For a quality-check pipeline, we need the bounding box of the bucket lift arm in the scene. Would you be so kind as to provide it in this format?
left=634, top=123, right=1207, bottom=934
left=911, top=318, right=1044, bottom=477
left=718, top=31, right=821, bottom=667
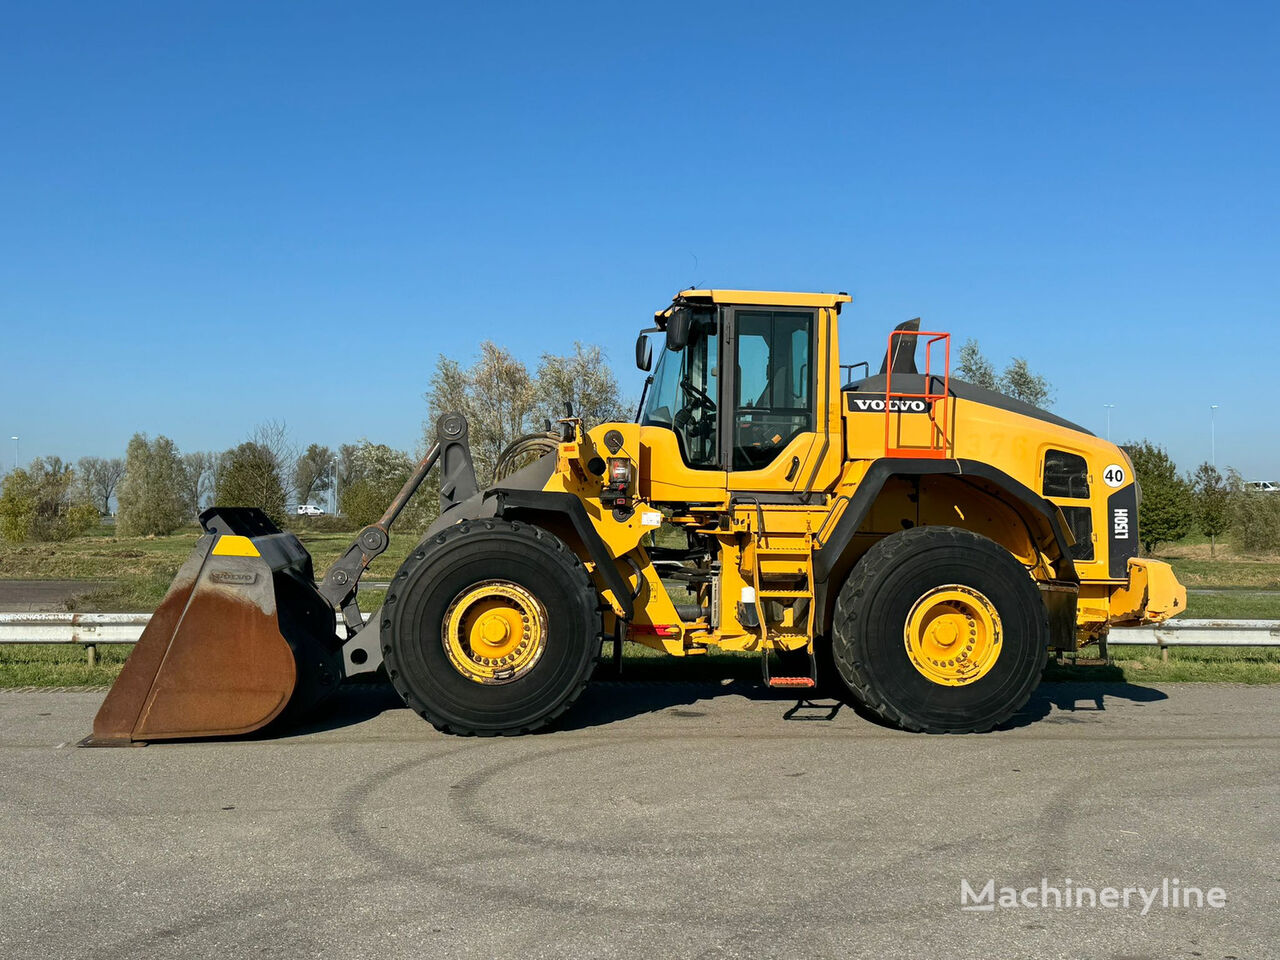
left=317, top=413, right=477, bottom=635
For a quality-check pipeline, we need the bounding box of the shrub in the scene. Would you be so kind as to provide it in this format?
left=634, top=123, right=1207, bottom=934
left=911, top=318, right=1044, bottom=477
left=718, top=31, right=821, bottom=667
left=338, top=441, right=434, bottom=532
left=0, top=458, right=99, bottom=542
left=1229, top=490, right=1280, bottom=555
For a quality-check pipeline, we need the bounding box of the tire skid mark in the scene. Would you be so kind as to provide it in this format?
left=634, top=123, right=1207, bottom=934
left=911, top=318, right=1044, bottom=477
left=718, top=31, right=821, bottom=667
left=325, top=735, right=868, bottom=929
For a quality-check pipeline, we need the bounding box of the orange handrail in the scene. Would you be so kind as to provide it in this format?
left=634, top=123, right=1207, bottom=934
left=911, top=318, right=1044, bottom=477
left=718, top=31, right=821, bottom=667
left=884, top=331, right=952, bottom=459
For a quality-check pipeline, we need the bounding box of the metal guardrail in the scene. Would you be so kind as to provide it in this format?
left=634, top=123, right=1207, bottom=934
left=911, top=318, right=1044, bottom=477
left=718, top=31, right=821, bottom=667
left=0, top=614, right=1277, bottom=666
left=1107, top=619, right=1280, bottom=661
left=0, top=613, right=150, bottom=643
left=0, top=612, right=362, bottom=666
left=1108, top=619, right=1280, bottom=646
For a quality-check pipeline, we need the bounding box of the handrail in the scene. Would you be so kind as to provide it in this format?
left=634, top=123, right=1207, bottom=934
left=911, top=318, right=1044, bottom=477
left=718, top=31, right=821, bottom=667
left=884, top=330, right=952, bottom=459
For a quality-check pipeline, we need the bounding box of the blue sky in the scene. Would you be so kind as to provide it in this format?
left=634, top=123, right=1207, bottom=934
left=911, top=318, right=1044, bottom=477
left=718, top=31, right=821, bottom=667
left=2, top=1, right=1276, bottom=478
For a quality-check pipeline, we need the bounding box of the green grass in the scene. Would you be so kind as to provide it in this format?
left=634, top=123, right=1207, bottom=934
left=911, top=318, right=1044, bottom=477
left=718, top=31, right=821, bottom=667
left=1166, top=557, right=1280, bottom=591
left=1181, top=590, right=1280, bottom=620
left=0, top=644, right=131, bottom=687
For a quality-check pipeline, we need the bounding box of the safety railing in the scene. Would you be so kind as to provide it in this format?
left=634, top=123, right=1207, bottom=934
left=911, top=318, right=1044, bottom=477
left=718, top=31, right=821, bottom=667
left=0, top=611, right=364, bottom=665
left=884, top=329, right=952, bottom=459
left=1104, top=618, right=1280, bottom=661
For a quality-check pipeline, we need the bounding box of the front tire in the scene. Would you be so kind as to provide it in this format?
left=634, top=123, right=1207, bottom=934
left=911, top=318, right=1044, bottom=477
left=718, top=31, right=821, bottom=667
left=383, top=519, right=600, bottom=735
left=831, top=526, right=1048, bottom=733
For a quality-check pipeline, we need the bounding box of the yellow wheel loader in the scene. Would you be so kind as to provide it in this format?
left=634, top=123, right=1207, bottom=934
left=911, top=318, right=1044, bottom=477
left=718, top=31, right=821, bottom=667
left=86, top=289, right=1185, bottom=744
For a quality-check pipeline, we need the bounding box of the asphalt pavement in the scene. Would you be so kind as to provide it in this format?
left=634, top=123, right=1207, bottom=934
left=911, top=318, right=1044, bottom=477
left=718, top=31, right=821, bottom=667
left=0, top=580, right=114, bottom=612
left=0, top=680, right=1275, bottom=960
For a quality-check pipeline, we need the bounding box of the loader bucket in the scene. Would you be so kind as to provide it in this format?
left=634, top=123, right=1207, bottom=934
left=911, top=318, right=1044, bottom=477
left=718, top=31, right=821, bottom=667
left=85, top=507, right=344, bottom=745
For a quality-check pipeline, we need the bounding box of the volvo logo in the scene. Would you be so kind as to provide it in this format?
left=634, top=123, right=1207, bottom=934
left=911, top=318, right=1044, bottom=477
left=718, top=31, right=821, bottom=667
left=849, top=397, right=930, bottom=413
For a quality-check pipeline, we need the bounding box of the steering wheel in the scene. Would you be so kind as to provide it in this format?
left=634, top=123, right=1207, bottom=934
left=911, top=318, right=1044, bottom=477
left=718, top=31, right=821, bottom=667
left=679, top=378, right=714, bottom=410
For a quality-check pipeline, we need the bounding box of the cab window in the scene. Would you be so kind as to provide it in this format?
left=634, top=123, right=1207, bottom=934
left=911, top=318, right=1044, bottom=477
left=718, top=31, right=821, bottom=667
left=640, top=311, right=719, bottom=468
left=733, top=311, right=813, bottom=471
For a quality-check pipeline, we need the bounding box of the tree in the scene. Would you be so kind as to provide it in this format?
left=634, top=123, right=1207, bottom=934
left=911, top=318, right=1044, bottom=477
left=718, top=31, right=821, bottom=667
left=956, top=339, right=998, bottom=390
left=212, top=422, right=296, bottom=526
left=181, top=451, right=216, bottom=518
left=250, top=420, right=297, bottom=489
left=1190, top=462, right=1230, bottom=556
left=0, top=457, right=98, bottom=542
left=295, top=443, right=334, bottom=507
left=336, top=442, right=362, bottom=499
left=423, top=340, right=629, bottom=487
left=216, top=442, right=288, bottom=526
left=338, top=441, right=428, bottom=528
left=1124, top=441, right=1193, bottom=554
left=423, top=341, right=537, bottom=485
left=999, top=357, right=1052, bottom=407
left=115, top=434, right=189, bottom=536
left=955, top=339, right=1052, bottom=407
left=75, top=456, right=125, bottom=516
left=535, top=342, right=629, bottom=429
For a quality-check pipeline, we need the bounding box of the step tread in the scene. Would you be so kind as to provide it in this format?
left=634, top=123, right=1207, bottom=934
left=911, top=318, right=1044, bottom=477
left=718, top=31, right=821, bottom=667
left=766, top=676, right=817, bottom=689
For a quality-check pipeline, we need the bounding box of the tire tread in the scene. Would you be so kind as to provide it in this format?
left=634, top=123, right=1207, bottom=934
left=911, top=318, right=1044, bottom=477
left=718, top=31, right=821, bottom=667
left=832, top=526, right=1044, bottom=734
left=383, top=518, right=598, bottom=737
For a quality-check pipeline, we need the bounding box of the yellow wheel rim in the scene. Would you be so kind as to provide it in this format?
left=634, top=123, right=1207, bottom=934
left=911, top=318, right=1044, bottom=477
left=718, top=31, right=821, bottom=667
left=442, top=580, right=547, bottom=685
left=903, top=584, right=1001, bottom=687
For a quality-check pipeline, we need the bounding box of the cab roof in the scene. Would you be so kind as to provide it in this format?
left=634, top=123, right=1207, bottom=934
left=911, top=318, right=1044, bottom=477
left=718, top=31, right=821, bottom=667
left=656, top=289, right=851, bottom=321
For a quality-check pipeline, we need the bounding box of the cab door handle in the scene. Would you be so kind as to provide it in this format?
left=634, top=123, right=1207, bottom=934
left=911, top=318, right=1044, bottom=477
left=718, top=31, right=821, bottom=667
left=785, top=456, right=800, bottom=482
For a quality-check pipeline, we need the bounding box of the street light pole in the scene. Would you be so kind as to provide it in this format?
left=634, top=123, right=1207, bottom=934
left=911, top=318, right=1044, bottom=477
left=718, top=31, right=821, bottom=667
left=1210, top=404, right=1219, bottom=467
left=9, top=436, right=17, bottom=470
left=1103, top=404, right=1115, bottom=442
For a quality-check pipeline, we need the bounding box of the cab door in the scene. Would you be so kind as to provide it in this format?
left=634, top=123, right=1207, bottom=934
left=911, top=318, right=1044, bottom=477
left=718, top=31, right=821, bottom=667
left=723, top=306, right=825, bottom=494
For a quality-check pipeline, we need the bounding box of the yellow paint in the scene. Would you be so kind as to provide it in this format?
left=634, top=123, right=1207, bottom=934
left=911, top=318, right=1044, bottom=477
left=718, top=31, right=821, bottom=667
left=903, top=585, right=1002, bottom=686
left=442, top=581, right=546, bottom=684
left=1109, top=558, right=1186, bottom=624
left=211, top=535, right=260, bottom=557
left=668, top=289, right=851, bottom=309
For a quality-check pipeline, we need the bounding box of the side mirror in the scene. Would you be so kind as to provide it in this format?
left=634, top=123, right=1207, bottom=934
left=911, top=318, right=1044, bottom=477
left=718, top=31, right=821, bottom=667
left=635, top=333, right=653, bottom=372
left=665, top=306, right=693, bottom=351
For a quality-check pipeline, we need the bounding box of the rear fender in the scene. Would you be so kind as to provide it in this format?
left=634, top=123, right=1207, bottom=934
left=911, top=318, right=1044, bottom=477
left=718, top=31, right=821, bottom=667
left=812, top=458, right=1078, bottom=634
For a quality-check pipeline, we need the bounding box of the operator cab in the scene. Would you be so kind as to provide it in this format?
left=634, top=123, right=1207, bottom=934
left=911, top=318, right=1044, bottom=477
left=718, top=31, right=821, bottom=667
left=638, top=290, right=849, bottom=473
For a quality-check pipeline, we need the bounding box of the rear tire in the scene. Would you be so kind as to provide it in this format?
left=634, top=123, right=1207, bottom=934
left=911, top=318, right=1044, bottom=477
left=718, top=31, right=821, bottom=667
left=831, top=526, right=1048, bottom=733
left=383, top=519, right=600, bottom=735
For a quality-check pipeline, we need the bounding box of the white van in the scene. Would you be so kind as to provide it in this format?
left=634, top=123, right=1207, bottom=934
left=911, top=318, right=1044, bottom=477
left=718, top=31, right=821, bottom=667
left=1245, top=480, right=1279, bottom=493
left=296, top=504, right=326, bottom=516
